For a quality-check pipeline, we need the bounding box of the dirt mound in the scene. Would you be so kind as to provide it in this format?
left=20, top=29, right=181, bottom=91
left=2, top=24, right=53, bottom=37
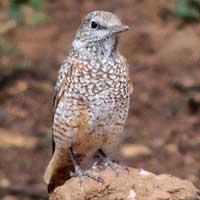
left=49, top=167, right=199, bottom=200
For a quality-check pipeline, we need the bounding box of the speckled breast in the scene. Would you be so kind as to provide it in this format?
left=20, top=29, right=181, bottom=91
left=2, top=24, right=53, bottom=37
left=69, top=54, right=130, bottom=145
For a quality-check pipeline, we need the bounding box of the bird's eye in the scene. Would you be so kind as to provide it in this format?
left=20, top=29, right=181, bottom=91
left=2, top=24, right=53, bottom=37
left=91, top=21, right=99, bottom=29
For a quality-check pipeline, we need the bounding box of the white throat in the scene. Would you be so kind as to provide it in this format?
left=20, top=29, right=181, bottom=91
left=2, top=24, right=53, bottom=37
left=101, top=36, right=117, bottom=57
left=72, top=35, right=117, bottom=59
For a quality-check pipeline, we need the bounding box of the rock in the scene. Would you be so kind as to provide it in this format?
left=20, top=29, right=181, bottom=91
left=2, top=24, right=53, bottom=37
left=120, top=144, right=152, bottom=158
left=188, top=93, right=200, bottom=114
left=0, top=177, right=10, bottom=187
left=49, top=167, right=199, bottom=200
left=0, top=20, right=17, bottom=35
left=2, top=195, right=17, bottom=200
left=0, top=128, right=37, bottom=148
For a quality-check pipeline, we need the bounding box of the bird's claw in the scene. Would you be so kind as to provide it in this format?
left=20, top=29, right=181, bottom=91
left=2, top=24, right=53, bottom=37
left=70, top=166, right=104, bottom=185
left=104, top=159, right=128, bottom=176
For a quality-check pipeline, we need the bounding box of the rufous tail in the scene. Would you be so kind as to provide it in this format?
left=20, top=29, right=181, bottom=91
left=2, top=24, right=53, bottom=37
left=44, top=148, right=73, bottom=193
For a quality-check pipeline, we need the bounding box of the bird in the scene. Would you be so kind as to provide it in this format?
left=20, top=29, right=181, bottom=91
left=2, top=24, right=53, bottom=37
left=44, top=10, right=133, bottom=193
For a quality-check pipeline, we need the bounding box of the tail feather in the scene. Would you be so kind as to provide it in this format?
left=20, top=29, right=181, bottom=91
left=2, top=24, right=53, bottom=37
left=44, top=149, right=74, bottom=193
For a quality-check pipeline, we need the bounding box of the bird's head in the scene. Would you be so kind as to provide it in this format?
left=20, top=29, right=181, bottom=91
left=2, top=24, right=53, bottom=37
left=72, top=11, right=129, bottom=51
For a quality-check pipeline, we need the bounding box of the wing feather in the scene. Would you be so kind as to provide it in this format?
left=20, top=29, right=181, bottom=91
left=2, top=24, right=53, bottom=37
left=120, top=55, right=134, bottom=94
left=52, top=59, right=73, bottom=153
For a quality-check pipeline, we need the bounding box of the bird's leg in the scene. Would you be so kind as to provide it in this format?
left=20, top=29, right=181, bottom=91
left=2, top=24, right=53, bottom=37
left=97, top=149, right=127, bottom=176
left=69, top=147, right=104, bottom=185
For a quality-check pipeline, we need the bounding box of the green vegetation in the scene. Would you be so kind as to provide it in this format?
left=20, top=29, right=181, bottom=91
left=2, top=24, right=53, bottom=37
left=8, top=0, right=50, bottom=26
left=0, top=40, right=31, bottom=79
left=9, top=0, right=43, bottom=20
left=0, top=40, right=21, bottom=55
left=173, top=0, right=200, bottom=20
left=25, top=11, right=50, bottom=26
left=12, top=60, right=31, bottom=71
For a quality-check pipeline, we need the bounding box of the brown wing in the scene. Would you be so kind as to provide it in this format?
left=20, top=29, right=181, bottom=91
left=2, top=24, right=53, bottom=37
left=52, top=60, right=73, bottom=153
left=52, top=89, right=65, bottom=153
left=120, top=55, right=134, bottom=94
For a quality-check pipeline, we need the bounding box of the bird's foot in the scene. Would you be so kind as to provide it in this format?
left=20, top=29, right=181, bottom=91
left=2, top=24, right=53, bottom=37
left=103, top=158, right=128, bottom=176
left=70, top=165, right=104, bottom=186
left=96, top=149, right=128, bottom=176
left=69, top=147, right=104, bottom=185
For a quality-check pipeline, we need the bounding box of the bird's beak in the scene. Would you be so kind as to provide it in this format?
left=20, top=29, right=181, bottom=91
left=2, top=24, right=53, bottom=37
left=110, top=25, right=129, bottom=33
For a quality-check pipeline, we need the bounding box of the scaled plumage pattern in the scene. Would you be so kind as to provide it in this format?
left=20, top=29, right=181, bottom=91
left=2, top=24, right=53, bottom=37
left=44, top=11, right=133, bottom=193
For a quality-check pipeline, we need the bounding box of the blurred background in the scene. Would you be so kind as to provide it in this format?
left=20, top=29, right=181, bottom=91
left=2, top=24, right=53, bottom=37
left=0, top=0, right=200, bottom=199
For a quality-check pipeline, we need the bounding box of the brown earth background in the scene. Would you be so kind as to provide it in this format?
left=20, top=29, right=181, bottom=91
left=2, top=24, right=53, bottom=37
left=0, top=0, right=199, bottom=199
